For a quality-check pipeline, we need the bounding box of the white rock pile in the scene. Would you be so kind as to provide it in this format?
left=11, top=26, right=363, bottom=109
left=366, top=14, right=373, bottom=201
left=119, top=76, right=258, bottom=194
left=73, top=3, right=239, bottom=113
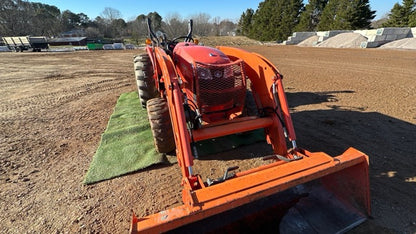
left=286, top=27, right=416, bottom=50
left=316, top=33, right=368, bottom=48
left=316, top=30, right=351, bottom=43
left=297, top=35, right=320, bottom=47
left=380, top=38, right=416, bottom=50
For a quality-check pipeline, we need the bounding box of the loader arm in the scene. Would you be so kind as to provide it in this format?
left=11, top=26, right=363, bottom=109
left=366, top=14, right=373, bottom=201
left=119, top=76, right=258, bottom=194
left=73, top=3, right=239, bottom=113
left=217, top=46, right=297, bottom=149
left=151, top=47, right=196, bottom=180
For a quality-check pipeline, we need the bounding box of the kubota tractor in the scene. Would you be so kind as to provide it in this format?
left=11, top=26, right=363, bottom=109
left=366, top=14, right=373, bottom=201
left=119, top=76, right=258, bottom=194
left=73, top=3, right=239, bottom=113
left=131, top=19, right=370, bottom=233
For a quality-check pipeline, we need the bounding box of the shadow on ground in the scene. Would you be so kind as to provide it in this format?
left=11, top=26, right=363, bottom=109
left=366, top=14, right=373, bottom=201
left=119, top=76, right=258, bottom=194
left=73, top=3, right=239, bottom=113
left=286, top=90, right=355, bottom=108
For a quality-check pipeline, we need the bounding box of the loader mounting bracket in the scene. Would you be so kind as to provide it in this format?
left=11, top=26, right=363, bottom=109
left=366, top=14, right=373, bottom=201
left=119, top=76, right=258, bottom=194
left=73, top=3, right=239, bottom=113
left=206, top=166, right=239, bottom=186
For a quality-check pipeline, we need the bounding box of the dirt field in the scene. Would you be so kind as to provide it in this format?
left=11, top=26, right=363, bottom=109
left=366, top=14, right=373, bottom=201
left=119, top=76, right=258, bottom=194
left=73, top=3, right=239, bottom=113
left=0, top=46, right=415, bottom=233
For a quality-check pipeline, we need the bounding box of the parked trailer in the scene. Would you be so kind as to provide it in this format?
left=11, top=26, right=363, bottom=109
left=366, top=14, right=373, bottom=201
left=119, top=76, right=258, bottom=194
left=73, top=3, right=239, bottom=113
left=2, top=36, right=49, bottom=52
left=29, top=37, right=49, bottom=52
left=3, top=37, right=29, bottom=52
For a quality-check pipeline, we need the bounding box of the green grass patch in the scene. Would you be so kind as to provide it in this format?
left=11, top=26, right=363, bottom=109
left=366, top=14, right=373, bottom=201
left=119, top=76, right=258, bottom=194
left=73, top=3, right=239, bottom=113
left=84, top=92, right=165, bottom=184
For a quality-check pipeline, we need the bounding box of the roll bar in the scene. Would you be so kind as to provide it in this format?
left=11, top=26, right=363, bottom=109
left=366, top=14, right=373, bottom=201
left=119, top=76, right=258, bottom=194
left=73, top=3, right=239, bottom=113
left=146, top=18, right=194, bottom=46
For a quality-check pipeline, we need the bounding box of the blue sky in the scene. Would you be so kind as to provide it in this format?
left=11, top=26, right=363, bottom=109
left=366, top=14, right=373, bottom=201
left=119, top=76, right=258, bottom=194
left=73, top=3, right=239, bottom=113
left=29, top=0, right=398, bottom=21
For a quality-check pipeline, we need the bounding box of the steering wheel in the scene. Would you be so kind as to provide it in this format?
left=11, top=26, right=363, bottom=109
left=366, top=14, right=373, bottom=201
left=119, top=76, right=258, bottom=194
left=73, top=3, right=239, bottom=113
left=166, top=36, right=194, bottom=52
left=171, top=35, right=194, bottom=43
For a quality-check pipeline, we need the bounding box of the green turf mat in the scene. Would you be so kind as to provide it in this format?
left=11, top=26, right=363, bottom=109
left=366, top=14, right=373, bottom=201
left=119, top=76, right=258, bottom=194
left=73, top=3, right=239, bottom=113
left=83, top=92, right=165, bottom=184
left=84, top=91, right=265, bottom=184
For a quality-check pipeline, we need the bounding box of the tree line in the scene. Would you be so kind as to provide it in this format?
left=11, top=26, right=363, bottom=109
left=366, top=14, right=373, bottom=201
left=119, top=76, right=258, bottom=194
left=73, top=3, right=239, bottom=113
left=2, top=0, right=416, bottom=43
left=0, top=0, right=237, bottom=42
left=238, top=0, right=416, bottom=42
left=382, top=0, right=416, bottom=27
left=238, top=0, right=376, bottom=41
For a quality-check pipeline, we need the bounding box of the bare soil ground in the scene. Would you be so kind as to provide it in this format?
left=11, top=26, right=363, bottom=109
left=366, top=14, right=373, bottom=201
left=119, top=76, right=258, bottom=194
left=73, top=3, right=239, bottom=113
left=1, top=45, right=415, bottom=233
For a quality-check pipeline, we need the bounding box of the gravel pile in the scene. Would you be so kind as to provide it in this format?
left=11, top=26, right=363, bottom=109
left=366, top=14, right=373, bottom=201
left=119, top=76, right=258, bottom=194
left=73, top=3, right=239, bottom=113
left=380, top=38, right=416, bottom=50
left=297, top=35, right=320, bottom=47
left=317, top=33, right=367, bottom=48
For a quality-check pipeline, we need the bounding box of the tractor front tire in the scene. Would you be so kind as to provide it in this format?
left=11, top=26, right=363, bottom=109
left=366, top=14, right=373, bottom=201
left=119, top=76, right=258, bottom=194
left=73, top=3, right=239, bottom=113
left=147, top=98, right=175, bottom=154
left=134, top=53, right=158, bottom=108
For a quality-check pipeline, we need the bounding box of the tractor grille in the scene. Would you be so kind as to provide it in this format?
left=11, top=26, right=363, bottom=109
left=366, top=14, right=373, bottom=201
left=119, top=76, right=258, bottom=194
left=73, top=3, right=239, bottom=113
left=195, top=60, right=246, bottom=114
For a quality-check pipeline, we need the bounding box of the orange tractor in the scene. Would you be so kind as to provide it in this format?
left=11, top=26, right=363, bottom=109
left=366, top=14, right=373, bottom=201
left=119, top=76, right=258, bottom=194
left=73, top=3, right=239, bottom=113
left=131, top=19, right=370, bottom=233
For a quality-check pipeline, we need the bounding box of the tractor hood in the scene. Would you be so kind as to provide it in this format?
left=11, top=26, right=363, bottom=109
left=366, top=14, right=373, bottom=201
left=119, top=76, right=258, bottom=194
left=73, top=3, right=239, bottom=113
left=173, top=42, right=230, bottom=65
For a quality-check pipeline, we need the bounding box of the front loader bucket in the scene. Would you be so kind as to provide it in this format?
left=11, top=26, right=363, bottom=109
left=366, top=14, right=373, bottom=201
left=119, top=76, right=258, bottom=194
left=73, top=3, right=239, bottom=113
left=131, top=147, right=370, bottom=233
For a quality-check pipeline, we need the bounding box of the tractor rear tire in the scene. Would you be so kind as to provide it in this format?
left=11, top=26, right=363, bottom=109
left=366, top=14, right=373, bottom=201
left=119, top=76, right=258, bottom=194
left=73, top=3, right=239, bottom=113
left=134, top=53, right=158, bottom=108
left=147, top=98, right=176, bottom=154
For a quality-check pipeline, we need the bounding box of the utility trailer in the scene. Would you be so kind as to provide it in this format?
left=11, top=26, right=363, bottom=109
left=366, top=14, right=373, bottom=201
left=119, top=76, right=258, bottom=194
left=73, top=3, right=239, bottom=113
left=2, top=36, right=49, bottom=52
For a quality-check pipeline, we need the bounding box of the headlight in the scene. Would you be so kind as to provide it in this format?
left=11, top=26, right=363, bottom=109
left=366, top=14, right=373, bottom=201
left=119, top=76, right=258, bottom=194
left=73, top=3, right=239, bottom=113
left=198, top=67, right=212, bottom=80
left=213, top=70, right=223, bottom=78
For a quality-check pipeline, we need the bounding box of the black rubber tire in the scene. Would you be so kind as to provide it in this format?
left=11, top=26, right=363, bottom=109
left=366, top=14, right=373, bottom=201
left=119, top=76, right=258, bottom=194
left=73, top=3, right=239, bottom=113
left=147, top=98, right=176, bottom=154
left=243, top=90, right=259, bottom=116
left=133, top=53, right=158, bottom=108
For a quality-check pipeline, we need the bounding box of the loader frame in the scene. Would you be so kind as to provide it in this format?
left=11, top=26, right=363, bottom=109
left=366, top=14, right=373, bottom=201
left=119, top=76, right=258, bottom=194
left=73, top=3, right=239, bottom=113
left=131, top=20, right=370, bottom=233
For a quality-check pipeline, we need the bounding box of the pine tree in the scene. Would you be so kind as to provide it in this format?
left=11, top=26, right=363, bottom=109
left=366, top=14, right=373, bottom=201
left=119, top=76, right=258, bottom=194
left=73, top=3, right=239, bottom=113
left=402, top=0, right=416, bottom=24
left=318, top=0, right=339, bottom=30
left=318, top=0, right=375, bottom=30
left=238, top=8, right=254, bottom=36
left=250, top=0, right=278, bottom=41
left=409, top=10, right=416, bottom=26
left=295, top=0, right=328, bottom=31
left=347, top=0, right=376, bottom=29
left=331, top=0, right=352, bottom=29
left=249, top=0, right=303, bottom=41
left=279, top=0, right=304, bottom=39
left=383, top=3, right=405, bottom=27
left=383, top=0, right=416, bottom=27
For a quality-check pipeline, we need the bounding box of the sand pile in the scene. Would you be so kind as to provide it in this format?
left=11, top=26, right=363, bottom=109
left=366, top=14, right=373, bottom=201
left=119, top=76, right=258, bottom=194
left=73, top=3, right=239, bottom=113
left=317, top=33, right=367, bottom=48
left=297, top=35, right=320, bottom=47
left=380, top=38, right=416, bottom=50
